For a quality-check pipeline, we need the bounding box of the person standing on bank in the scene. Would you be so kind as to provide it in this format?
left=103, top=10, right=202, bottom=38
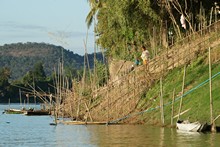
left=140, top=46, right=150, bottom=65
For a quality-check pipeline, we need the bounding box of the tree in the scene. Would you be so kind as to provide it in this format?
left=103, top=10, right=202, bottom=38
left=33, top=62, right=46, bottom=81
left=86, top=0, right=218, bottom=60
left=88, top=0, right=160, bottom=59
left=0, top=67, right=11, bottom=98
left=86, top=0, right=106, bottom=28
left=22, top=62, right=46, bottom=86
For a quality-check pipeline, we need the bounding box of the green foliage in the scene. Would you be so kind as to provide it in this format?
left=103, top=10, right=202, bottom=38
left=87, top=0, right=161, bottom=59
left=33, top=62, right=46, bottom=81
left=94, top=59, right=109, bottom=86
left=0, top=67, right=11, bottom=99
left=87, top=0, right=218, bottom=60
left=22, top=62, right=46, bottom=86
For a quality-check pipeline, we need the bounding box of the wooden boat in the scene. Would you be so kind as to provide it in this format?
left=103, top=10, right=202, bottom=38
left=176, top=120, right=208, bottom=132
left=4, top=108, right=25, bottom=114
left=61, top=120, right=107, bottom=125
left=24, top=109, right=50, bottom=116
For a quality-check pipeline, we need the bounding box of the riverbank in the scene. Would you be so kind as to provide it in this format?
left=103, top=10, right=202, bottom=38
left=132, top=52, right=220, bottom=127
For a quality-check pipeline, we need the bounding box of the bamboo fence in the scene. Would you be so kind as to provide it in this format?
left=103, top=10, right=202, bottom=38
left=88, top=20, right=220, bottom=122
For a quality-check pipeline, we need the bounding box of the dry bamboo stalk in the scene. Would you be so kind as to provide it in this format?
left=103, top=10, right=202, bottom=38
left=171, top=88, right=175, bottom=126
left=84, top=102, right=93, bottom=122
left=178, top=65, right=186, bottom=121
left=107, top=85, right=109, bottom=122
left=173, top=108, right=191, bottom=119
left=213, top=115, right=220, bottom=123
left=160, top=77, right=164, bottom=125
left=209, top=47, right=216, bottom=132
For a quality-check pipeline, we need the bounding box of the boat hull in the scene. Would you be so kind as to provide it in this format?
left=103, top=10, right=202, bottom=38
left=24, top=110, right=50, bottom=116
left=4, top=109, right=25, bottom=114
left=176, top=120, right=207, bottom=132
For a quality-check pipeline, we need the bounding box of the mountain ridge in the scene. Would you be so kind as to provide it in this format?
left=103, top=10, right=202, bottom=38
left=0, top=42, right=102, bottom=80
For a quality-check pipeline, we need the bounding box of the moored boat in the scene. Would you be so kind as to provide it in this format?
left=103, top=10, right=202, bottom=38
left=61, top=120, right=107, bottom=125
left=176, top=120, right=208, bottom=132
left=4, top=108, right=25, bottom=114
left=24, top=109, right=50, bottom=116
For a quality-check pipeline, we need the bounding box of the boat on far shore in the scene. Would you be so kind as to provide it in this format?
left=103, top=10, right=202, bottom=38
left=176, top=120, right=208, bottom=132
left=4, top=108, right=25, bottom=114
left=4, top=107, right=51, bottom=116
left=24, top=109, right=51, bottom=116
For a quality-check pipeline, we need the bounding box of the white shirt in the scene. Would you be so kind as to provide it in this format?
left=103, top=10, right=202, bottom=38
left=141, top=50, right=149, bottom=60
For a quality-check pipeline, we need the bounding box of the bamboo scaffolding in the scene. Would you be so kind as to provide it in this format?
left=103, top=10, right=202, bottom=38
left=61, top=20, right=220, bottom=123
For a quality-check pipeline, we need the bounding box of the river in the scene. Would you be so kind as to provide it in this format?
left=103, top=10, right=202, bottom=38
left=0, top=104, right=219, bottom=147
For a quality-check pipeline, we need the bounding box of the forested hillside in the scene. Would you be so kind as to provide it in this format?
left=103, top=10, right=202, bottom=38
left=0, top=42, right=102, bottom=80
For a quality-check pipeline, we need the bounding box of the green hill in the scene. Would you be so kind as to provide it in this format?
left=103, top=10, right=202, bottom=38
left=0, top=42, right=103, bottom=80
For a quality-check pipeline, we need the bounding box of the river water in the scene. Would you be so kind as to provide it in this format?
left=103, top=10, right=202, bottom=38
left=0, top=104, right=219, bottom=147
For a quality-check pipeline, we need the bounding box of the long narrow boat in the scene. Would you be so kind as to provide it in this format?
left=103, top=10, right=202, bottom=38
left=176, top=120, right=208, bottom=132
left=61, top=120, right=107, bottom=125
left=4, top=108, right=25, bottom=114
left=24, top=109, right=50, bottom=116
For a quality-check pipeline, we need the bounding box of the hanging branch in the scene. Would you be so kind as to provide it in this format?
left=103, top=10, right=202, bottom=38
left=170, top=0, right=194, bottom=33
left=164, top=1, right=182, bottom=38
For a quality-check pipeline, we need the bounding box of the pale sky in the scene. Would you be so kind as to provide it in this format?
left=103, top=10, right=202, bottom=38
left=0, top=0, right=95, bottom=55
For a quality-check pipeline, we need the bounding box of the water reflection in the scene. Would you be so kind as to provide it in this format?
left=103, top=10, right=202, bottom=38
left=0, top=105, right=220, bottom=146
left=85, top=125, right=220, bottom=147
left=54, top=125, right=95, bottom=147
left=176, top=130, right=220, bottom=147
left=85, top=125, right=173, bottom=147
left=160, top=127, right=164, bottom=147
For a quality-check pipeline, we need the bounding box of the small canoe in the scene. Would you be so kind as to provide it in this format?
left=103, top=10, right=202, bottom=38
left=176, top=120, right=208, bottom=132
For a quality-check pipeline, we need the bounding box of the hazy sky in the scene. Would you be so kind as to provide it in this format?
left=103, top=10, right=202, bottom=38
left=0, top=0, right=94, bottom=55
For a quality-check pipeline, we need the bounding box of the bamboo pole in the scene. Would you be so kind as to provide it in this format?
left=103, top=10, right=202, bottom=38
left=173, top=108, right=191, bottom=119
left=209, top=47, right=216, bottom=132
left=107, top=81, right=109, bottom=122
left=213, top=115, right=220, bottom=123
left=209, top=7, right=213, bottom=28
left=19, top=89, right=22, bottom=106
left=171, top=88, right=175, bottom=126
left=8, top=98, right=10, bottom=108
left=177, top=65, right=186, bottom=121
left=84, top=102, right=93, bottom=122
left=83, top=39, right=92, bottom=83
left=92, top=19, right=97, bottom=101
left=160, top=77, right=164, bottom=125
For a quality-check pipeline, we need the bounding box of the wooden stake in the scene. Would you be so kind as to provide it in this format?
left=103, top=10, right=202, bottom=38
left=209, top=47, right=216, bottom=132
left=171, top=88, right=175, bottom=126
left=160, top=77, right=164, bottom=125
left=178, top=65, right=186, bottom=121
left=107, top=85, right=109, bottom=122
left=19, top=89, right=22, bottom=106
